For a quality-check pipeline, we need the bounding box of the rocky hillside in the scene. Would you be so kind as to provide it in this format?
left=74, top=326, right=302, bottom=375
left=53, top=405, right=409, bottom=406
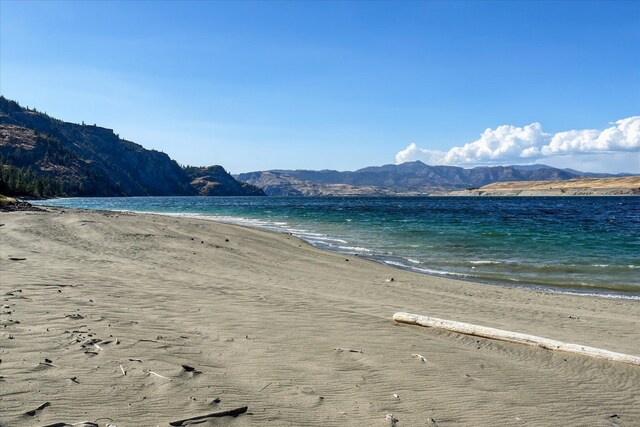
left=0, top=97, right=263, bottom=197
left=236, top=162, right=608, bottom=196
left=184, top=166, right=264, bottom=196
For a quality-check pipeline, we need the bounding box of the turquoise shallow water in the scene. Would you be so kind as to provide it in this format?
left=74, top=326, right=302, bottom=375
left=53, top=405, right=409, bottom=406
left=34, top=196, right=640, bottom=299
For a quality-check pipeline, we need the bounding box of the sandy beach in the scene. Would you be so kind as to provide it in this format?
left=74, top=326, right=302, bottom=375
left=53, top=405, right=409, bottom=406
left=1, top=207, right=639, bottom=426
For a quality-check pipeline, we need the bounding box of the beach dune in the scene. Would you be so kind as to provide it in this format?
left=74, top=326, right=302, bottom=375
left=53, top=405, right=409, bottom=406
left=1, top=208, right=639, bottom=426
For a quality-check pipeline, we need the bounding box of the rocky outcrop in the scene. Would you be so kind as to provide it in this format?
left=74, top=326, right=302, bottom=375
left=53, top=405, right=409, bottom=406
left=185, top=166, right=264, bottom=196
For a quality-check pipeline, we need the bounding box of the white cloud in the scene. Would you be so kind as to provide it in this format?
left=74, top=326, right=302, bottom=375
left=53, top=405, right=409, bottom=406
left=542, top=116, right=640, bottom=155
left=394, top=143, right=447, bottom=165
left=396, top=116, right=640, bottom=171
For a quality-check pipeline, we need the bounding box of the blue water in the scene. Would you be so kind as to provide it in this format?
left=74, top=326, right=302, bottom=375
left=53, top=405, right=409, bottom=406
left=34, top=196, right=640, bottom=299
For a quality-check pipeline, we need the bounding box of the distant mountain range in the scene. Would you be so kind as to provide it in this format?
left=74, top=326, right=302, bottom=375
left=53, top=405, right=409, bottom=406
left=1, top=96, right=634, bottom=199
left=0, top=97, right=263, bottom=198
left=237, top=163, right=633, bottom=196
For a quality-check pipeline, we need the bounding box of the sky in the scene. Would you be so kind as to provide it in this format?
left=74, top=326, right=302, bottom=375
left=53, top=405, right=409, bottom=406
left=1, top=1, right=639, bottom=174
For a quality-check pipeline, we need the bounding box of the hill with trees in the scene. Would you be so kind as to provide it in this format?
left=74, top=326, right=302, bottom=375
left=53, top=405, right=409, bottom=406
left=0, top=97, right=263, bottom=198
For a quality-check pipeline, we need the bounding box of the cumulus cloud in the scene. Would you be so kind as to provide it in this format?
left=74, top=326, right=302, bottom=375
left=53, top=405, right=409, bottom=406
left=395, top=116, right=640, bottom=167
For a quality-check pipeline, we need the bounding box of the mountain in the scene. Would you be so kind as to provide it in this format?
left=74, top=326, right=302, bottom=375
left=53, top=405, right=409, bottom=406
left=235, top=161, right=611, bottom=196
left=0, top=97, right=263, bottom=198
left=511, top=164, right=633, bottom=177
left=559, top=168, right=634, bottom=178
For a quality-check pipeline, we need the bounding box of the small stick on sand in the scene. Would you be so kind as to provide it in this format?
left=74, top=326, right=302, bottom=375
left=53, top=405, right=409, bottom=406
left=149, top=371, right=171, bottom=380
left=394, top=312, right=640, bottom=366
left=412, top=353, right=428, bottom=363
left=41, top=422, right=98, bottom=427
left=24, top=401, right=50, bottom=416
left=93, top=343, right=103, bottom=351
left=259, top=382, right=272, bottom=392
left=335, top=347, right=363, bottom=353
left=169, top=406, right=248, bottom=426
left=120, top=364, right=126, bottom=376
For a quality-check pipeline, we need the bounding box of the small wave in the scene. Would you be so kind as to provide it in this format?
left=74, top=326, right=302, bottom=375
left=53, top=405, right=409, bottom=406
left=591, top=264, right=609, bottom=268
left=306, top=239, right=335, bottom=247
left=286, top=228, right=322, bottom=235
left=293, top=234, right=348, bottom=244
left=382, top=260, right=470, bottom=278
left=546, top=289, right=640, bottom=301
left=338, top=245, right=373, bottom=253
left=469, top=260, right=501, bottom=265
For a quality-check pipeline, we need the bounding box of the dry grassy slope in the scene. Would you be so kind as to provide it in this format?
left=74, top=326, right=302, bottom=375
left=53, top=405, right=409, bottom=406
left=481, top=176, right=640, bottom=191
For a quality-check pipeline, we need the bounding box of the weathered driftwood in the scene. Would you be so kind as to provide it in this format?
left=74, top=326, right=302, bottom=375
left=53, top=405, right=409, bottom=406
left=40, top=422, right=98, bottom=427
left=41, top=423, right=98, bottom=427
left=393, top=312, right=640, bottom=366
left=169, top=406, right=248, bottom=426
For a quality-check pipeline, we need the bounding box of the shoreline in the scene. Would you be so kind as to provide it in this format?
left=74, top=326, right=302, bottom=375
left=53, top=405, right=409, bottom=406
left=40, top=205, right=639, bottom=301
left=155, top=210, right=640, bottom=301
left=2, top=207, right=639, bottom=425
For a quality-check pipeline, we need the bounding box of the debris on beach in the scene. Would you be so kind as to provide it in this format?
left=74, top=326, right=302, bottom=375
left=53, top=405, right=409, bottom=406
left=40, top=421, right=99, bottom=427
left=168, top=406, right=248, bottom=426
left=148, top=370, right=171, bottom=380
left=258, top=382, right=272, bottom=392
left=24, top=401, right=50, bottom=416
left=334, top=347, right=363, bottom=353
left=385, top=413, right=399, bottom=426
left=65, top=313, right=85, bottom=320
left=412, top=353, right=428, bottom=363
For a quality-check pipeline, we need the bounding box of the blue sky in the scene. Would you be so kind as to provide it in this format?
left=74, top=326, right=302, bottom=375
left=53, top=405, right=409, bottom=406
left=1, top=1, right=638, bottom=173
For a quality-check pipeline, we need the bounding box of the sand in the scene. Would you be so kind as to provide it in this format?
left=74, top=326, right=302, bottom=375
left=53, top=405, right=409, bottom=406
left=1, top=208, right=639, bottom=426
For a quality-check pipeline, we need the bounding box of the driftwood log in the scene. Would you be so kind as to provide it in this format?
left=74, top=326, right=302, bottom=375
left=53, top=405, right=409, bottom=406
left=169, top=406, right=248, bottom=426
left=393, top=312, right=640, bottom=366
